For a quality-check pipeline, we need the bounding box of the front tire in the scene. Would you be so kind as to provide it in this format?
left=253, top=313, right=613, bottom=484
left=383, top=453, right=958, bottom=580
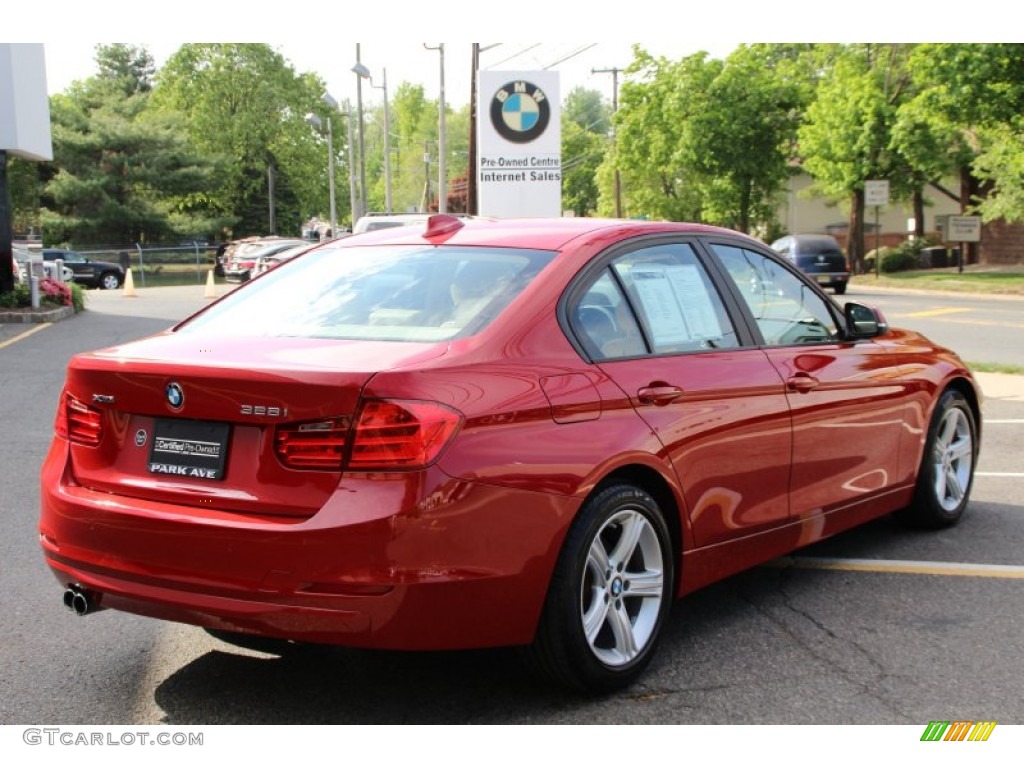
left=529, top=484, right=674, bottom=693
left=897, top=388, right=977, bottom=529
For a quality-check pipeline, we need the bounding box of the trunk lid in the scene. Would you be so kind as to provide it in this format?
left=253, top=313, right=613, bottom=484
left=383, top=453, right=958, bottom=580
left=62, top=332, right=447, bottom=517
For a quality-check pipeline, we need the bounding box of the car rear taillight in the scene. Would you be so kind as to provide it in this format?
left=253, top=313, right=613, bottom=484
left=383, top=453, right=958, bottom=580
left=273, top=400, right=462, bottom=472
left=274, top=418, right=349, bottom=469
left=54, top=391, right=103, bottom=447
left=348, top=400, right=462, bottom=469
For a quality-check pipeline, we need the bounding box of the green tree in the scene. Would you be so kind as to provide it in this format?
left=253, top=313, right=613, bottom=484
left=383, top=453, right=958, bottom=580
left=600, top=48, right=712, bottom=221
left=798, top=45, right=916, bottom=271
left=41, top=45, right=218, bottom=246
left=902, top=43, right=1024, bottom=228
left=686, top=44, right=806, bottom=234
left=561, top=87, right=610, bottom=216
left=153, top=44, right=330, bottom=237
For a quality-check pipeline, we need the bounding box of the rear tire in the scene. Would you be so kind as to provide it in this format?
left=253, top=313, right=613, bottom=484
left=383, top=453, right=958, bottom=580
left=528, top=484, right=674, bottom=693
left=99, top=271, right=122, bottom=290
left=833, top=282, right=848, bottom=295
left=897, top=389, right=977, bottom=529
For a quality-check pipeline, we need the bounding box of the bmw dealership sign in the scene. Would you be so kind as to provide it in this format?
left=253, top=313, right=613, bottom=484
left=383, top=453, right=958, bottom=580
left=478, top=71, right=561, bottom=217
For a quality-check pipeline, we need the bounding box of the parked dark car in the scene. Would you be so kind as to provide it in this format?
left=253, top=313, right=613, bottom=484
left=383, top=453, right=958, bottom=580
left=770, top=234, right=851, bottom=294
left=42, top=249, right=124, bottom=290
left=41, top=215, right=979, bottom=693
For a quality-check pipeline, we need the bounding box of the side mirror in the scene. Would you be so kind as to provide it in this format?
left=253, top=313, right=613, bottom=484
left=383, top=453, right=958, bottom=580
left=844, top=302, right=888, bottom=339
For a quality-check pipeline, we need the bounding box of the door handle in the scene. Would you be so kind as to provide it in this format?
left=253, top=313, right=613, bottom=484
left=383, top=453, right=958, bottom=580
left=637, top=385, right=685, bottom=406
left=786, top=373, right=820, bottom=393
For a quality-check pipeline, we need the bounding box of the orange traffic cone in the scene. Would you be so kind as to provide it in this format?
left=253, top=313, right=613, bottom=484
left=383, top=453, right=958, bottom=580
left=204, top=269, right=217, bottom=299
left=122, top=268, right=138, bottom=297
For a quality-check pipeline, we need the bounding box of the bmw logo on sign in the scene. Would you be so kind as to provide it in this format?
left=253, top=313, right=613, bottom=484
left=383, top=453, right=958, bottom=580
left=166, top=382, right=185, bottom=410
left=490, top=81, right=551, bottom=144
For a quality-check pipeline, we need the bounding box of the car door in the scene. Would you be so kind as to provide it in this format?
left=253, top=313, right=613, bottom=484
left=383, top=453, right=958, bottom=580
left=569, top=239, right=793, bottom=550
left=706, top=242, right=910, bottom=525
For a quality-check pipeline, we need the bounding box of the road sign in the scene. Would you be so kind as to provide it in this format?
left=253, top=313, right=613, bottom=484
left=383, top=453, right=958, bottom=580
left=865, top=180, right=890, bottom=207
left=948, top=215, right=981, bottom=243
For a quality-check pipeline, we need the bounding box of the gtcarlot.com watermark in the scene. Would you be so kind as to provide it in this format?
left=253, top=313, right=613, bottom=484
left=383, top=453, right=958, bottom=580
left=23, top=728, right=203, bottom=747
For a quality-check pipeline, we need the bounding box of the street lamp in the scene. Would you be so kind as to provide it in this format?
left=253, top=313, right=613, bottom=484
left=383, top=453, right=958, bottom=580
left=424, top=43, right=446, bottom=213
left=351, top=45, right=368, bottom=220
left=353, top=62, right=392, bottom=213
left=304, top=102, right=337, bottom=238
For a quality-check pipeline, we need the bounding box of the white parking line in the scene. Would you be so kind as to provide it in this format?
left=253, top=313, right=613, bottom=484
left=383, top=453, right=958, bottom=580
left=984, top=419, right=1024, bottom=424
left=976, top=472, right=1024, bottom=478
left=769, top=556, right=1024, bottom=579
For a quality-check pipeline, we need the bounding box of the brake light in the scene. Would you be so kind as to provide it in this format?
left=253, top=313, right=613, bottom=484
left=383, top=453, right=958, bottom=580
left=274, top=417, right=349, bottom=469
left=54, top=391, right=103, bottom=447
left=349, top=400, right=462, bottom=469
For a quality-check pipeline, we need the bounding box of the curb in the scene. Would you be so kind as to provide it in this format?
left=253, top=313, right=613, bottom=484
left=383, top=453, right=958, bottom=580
left=0, top=305, right=76, bottom=323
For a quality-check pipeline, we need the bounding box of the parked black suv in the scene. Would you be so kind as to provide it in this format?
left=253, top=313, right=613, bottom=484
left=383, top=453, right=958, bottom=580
left=769, top=235, right=851, bottom=295
left=42, top=249, right=124, bottom=290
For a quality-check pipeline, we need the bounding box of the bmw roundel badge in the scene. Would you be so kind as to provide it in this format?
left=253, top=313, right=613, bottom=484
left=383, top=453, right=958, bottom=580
left=490, top=80, right=550, bottom=144
left=166, top=382, right=185, bottom=409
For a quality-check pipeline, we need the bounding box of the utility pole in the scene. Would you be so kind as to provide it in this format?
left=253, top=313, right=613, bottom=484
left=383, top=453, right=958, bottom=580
left=592, top=66, right=623, bottom=218
left=424, top=44, right=446, bottom=213
left=354, top=44, right=368, bottom=220
left=468, top=44, right=480, bottom=215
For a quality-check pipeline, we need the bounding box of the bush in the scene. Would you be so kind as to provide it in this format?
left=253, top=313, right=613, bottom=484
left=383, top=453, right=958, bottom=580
left=881, top=249, right=921, bottom=273
left=0, top=280, right=85, bottom=311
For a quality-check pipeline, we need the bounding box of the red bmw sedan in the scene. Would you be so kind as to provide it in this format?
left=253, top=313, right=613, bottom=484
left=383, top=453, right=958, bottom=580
left=40, top=215, right=980, bottom=692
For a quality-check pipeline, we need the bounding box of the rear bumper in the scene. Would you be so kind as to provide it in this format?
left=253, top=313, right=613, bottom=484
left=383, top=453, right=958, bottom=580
left=39, top=442, right=575, bottom=650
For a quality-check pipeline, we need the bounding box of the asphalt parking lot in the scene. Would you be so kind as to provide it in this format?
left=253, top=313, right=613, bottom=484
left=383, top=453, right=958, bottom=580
left=1, top=283, right=1022, bottom=730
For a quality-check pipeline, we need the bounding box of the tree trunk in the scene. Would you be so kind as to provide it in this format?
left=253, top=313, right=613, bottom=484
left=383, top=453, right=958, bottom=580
left=848, top=188, right=866, bottom=274
left=913, top=187, right=925, bottom=239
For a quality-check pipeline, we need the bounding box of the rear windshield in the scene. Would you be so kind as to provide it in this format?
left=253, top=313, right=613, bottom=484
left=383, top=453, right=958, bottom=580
left=178, top=244, right=555, bottom=342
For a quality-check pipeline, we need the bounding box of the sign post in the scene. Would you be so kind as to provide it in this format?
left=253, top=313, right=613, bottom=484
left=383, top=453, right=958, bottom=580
left=864, top=180, right=889, bottom=277
left=947, top=215, right=981, bottom=273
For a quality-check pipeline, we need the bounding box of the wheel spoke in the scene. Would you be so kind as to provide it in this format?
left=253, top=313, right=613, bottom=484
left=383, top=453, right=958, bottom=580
left=949, top=436, right=973, bottom=463
left=587, top=536, right=610, bottom=579
left=583, top=596, right=610, bottom=645
left=608, top=512, right=645, bottom=566
left=606, top=601, right=639, bottom=660
left=945, top=467, right=965, bottom=503
left=624, top=569, right=663, bottom=599
left=938, top=411, right=959, bottom=450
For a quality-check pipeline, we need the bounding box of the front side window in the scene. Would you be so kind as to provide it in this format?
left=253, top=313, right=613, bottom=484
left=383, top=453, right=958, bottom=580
left=572, top=242, right=740, bottom=359
left=178, top=244, right=555, bottom=342
left=711, top=244, right=839, bottom=346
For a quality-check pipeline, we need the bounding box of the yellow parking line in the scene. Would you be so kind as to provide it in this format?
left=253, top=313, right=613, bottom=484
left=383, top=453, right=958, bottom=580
left=0, top=323, right=51, bottom=349
left=768, top=556, right=1024, bottom=579
left=905, top=308, right=972, bottom=318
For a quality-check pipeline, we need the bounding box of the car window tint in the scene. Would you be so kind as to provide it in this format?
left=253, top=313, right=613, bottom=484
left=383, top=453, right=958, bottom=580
left=609, top=243, right=740, bottom=355
left=711, top=244, right=840, bottom=346
left=178, top=244, right=555, bottom=343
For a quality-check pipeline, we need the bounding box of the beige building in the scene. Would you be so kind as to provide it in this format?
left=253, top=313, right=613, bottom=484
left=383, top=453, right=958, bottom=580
left=778, top=172, right=1023, bottom=265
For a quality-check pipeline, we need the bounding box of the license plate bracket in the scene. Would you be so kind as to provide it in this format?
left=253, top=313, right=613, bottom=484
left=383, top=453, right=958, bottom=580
left=148, top=418, right=230, bottom=480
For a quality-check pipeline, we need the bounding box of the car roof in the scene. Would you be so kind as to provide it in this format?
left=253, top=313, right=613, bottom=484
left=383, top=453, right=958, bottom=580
left=343, top=216, right=756, bottom=251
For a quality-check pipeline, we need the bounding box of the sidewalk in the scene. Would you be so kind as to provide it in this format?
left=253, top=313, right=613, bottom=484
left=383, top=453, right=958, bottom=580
left=974, top=372, right=1024, bottom=403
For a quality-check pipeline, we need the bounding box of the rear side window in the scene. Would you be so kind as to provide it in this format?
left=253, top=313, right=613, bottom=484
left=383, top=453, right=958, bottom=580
left=179, top=244, right=555, bottom=342
left=572, top=242, right=740, bottom=359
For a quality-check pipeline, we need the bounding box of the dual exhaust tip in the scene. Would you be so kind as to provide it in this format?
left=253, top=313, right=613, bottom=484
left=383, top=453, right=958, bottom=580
left=62, top=585, right=104, bottom=616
